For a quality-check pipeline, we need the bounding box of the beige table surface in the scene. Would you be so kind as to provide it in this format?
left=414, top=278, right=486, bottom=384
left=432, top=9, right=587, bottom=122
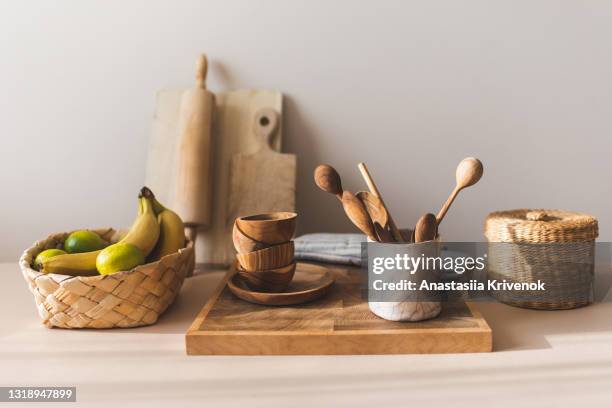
left=2, top=262, right=612, bottom=408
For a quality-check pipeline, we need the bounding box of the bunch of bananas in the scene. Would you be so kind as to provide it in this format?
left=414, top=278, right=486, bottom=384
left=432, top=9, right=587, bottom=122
left=37, top=187, right=185, bottom=276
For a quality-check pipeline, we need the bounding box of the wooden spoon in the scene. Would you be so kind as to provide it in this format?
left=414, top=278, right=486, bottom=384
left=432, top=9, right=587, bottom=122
left=356, top=191, right=388, bottom=229
left=414, top=213, right=438, bottom=243
left=314, top=164, right=343, bottom=201
left=357, top=163, right=404, bottom=242
left=373, top=222, right=394, bottom=243
left=314, top=164, right=377, bottom=240
left=436, top=157, right=483, bottom=226
left=342, top=191, right=377, bottom=240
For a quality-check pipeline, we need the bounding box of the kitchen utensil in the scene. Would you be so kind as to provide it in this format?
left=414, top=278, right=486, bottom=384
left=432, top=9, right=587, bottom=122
left=186, top=263, right=492, bottom=355
left=236, top=241, right=294, bottom=271
left=145, top=88, right=284, bottom=266
left=356, top=191, right=388, bottom=228
left=227, top=263, right=334, bottom=306
left=314, top=165, right=377, bottom=240
left=314, top=164, right=343, bottom=201
left=373, top=222, right=394, bottom=243
left=174, top=54, right=215, bottom=244
left=342, top=191, right=377, bottom=240
left=232, top=222, right=270, bottom=254
left=357, top=163, right=404, bottom=242
left=237, top=262, right=297, bottom=292
left=227, top=108, right=296, bottom=234
left=414, top=213, right=438, bottom=243
left=235, top=212, right=297, bottom=245
left=436, top=157, right=483, bottom=225
left=356, top=190, right=392, bottom=242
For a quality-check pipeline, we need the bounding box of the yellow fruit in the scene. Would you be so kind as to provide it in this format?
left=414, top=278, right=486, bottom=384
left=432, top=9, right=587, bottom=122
left=141, top=186, right=165, bottom=215
left=41, top=251, right=100, bottom=276
left=64, top=230, right=108, bottom=253
left=96, top=243, right=144, bottom=275
left=41, top=187, right=160, bottom=276
left=140, top=187, right=185, bottom=261
left=32, top=249, right=66, bottom=271
left=148, top=210, right=185, bottom=261
left=120, top=195, right=160, bottom=257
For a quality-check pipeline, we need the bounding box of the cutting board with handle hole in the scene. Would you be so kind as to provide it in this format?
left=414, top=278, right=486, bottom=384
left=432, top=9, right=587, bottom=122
left=145, top=89, right=286, bottom=265
left=227, top=108, right=296, bottom=231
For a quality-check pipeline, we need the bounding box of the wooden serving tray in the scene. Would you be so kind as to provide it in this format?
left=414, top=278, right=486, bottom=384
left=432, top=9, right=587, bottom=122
left=186, top=263, right=492, bottom=355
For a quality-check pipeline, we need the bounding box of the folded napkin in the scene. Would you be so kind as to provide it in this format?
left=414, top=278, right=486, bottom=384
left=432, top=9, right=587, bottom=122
left=294, top=233, right=364, bottom=266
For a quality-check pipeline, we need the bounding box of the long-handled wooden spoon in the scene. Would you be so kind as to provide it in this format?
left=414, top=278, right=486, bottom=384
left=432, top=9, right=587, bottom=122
left=314, top=165, right=377, bottom=240
left=314, top=164, right=343, bottom=201
left=373, top=222, right=394, bottom=243
left=436, top=157, right=483, bottom=226
left=357, top=163, right=404, bottom=242
left=342, top=191, right=377, bottom=240
left=356, top=191, right=393, bottom=242
left=356, top=191, right=388, bottom=228
left=414, top=213, right=438, bottom=243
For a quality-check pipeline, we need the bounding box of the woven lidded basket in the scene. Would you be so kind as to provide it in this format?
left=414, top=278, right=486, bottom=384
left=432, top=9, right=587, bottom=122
left=484, top=209, right=598, bottom=310
left=19, top=229, right=195, bottom=329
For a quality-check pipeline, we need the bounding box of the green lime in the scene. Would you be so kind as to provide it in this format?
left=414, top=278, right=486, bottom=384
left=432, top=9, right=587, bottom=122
left=96, top=243, right=144, bottom=275
left=64, top=230, right=108, bottom=253
left=32, top=249, right=67, bottom=271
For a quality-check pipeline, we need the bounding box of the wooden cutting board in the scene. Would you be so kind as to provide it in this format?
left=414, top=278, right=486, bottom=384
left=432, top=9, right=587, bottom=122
left=186, top=263, right=493, bottom=355
left=145, top=89, right=284, bottom=265
left=227, top=108, right=296, bottom=228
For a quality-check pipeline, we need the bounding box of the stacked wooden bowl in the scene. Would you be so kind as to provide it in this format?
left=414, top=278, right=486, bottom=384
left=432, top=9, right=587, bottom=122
left=233, top=212, right=297, bottom=292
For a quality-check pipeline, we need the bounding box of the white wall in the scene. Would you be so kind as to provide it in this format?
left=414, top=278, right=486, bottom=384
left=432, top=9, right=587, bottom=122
left=1, top=0, right=610, bottom=261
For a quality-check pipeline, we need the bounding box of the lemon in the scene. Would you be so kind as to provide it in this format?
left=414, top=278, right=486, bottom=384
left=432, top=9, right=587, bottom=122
left=64, top=230, right=108, bottom=253
left=32, top=249, right=67, bottom=271
left=96, top=243, right=144, bottom=275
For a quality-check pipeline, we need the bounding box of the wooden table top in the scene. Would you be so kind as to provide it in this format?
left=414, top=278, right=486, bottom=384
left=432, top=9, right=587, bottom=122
left=2, top=262, right=612, bottom=407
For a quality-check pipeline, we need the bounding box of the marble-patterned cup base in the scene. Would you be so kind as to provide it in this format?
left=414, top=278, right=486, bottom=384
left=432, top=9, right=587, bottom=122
left=369, top=301, right=442, bottom=322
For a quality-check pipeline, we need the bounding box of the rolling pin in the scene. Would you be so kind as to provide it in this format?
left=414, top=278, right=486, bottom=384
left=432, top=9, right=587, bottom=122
left=174, top=54, right=215, bottom=250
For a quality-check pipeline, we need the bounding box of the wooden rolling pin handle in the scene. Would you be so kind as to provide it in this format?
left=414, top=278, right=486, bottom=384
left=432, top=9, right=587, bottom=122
left=174, top=56, right=215, bottom=231
left=185, top=225, right=198, bottom=245
left=357, top=163, right=404, bottom=242
left=184, top=225, right=198, bottom=277
left=195, top=54, right=208, bottom=89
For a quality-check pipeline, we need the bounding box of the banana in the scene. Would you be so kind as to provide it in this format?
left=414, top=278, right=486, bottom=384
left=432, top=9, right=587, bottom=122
left=143, top=187, right=185, bottom=261
left=120, top=194, right=160, bottom=257
left=147, top=210, right=185, bottom=261
left=41, top=190, right=160, bottom=275
left=41, top=250, right=100, bottom=276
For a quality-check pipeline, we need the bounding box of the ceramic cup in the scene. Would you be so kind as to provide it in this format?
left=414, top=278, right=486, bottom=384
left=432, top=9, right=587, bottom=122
left=367, top=230, right=442, bottom=322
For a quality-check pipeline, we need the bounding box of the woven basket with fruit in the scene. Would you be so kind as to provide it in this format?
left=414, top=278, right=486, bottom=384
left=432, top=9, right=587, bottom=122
left=19, top=187, right=194, bottom=329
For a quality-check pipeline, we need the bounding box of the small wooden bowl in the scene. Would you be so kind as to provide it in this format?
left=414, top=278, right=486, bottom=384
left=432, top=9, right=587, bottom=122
left=236, top=241, right=294, bottom=271
left=237, top=262, right=296, bottom=292
left=235, top=212, right=297, bottom=245
left=232, top=222, right=270, bottom=254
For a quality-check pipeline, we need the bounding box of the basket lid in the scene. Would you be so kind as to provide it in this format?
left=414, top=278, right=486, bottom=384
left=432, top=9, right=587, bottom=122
left=484, top=209, right=598, bottom=243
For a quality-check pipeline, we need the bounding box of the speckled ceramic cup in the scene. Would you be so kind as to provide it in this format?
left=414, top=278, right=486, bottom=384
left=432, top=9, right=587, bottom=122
left=367, top=230, right=442, bottom=322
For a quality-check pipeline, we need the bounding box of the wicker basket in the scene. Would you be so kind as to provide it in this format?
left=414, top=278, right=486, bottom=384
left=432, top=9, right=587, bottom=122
left=484, top=209, right=598, bottom=310
left=19, top=229, right=195, bottom=329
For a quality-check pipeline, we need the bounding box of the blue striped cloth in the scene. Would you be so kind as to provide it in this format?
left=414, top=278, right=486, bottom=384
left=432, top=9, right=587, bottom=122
left=294, top=233, right=364, bottom=266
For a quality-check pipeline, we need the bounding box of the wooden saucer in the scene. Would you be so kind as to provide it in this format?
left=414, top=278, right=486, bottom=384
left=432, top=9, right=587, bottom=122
left=228, top=263, right=334, bottom=306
